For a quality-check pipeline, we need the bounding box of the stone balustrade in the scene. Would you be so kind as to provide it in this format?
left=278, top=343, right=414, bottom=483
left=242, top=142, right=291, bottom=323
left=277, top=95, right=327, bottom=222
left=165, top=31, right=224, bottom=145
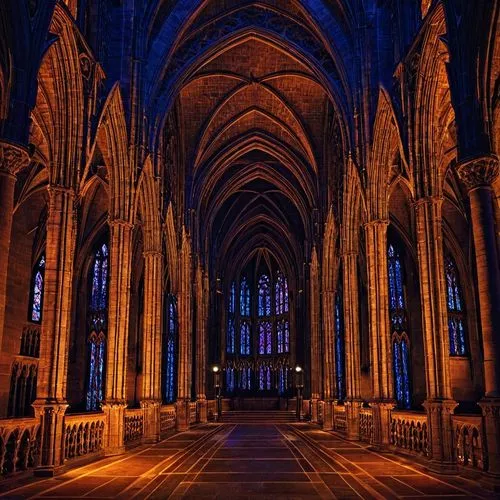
left=389, top=410, right=429, bottom=457
left=359, top=407, right=373, bottom=443
left=0, top=417, right=40, bottom=476
left=453, top=414, right=485, bottom=471
left=333, top=404, right=347, bottom=433
left=63, top=413, right=105, bottom=462
left=189, top=402, right=197, bottom=424
left=124, top=408, right=144, bottom=443
left=160, top=405, right=176, bottom=435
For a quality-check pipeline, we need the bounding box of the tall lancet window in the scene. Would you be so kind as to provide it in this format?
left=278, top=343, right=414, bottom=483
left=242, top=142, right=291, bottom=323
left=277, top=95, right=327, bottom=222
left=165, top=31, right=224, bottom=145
left=388, top=243, right=411, bottom=409
left=275, top=272, right=289, bottom=353
left=335, top=289, right=346, bottom=401
left=240, top=277, right=251, bottom=355
left=227, top=282, right=236, bottom=354
left=29, top=254, right=45, bottom=323
left=163, top=295, right=178, bottom=403
left=86, top=243, right=108, bottom=411
left=258, top=274, right=272, bottom=354
left=445, top=255, right=467, bottom=356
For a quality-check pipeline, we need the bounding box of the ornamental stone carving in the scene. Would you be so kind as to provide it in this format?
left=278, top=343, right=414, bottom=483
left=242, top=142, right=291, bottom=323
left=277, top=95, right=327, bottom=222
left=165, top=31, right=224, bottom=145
left=456, top=155, right=499, bottom=190
left=0, top=142, right=29, bottom=175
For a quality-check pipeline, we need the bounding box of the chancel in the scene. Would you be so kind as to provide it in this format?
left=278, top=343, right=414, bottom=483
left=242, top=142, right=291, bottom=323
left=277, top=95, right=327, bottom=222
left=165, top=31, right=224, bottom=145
left=0, top=0, right=499, bottom=498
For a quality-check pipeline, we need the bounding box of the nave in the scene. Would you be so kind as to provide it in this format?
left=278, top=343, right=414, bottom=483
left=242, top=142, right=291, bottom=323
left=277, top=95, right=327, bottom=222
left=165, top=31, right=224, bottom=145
left=0, top=424, right=493, bottom=499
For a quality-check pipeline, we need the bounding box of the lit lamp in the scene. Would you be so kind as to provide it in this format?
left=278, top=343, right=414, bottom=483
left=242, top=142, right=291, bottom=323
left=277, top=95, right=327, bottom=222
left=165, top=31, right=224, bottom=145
left=295, top=365, right=304, bottom=421
left=212, top=365, right=221, bottom=421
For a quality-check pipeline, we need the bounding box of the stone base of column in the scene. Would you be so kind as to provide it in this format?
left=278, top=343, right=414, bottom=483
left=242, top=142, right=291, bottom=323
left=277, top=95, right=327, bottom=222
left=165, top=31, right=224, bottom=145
left=423, top=399, right=458, bottom=474
left=479, top=398, right=500, bottom=482
left=32, top=401, right=68, bottom=477
left=345, top=399, right=363, bottom=441
left=102, top=401, right=127, bottom=456
left=140, top=400, right=161, bottom=444
left=322, top=401, right=334, bottom=430
left=197, top=398, right=208, bottom=424
left=310, top=398, right=319, bottom=423
left=369, top=400, right=396, bottom=449
left=176, top=399, right=190, bottom=431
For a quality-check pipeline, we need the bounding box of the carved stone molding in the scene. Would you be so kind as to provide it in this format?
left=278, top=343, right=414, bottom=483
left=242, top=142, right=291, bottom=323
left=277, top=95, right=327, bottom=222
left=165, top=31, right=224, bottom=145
left=457, top=155, right=499, bottom=191
left=0, top=141, right=29, bottom=176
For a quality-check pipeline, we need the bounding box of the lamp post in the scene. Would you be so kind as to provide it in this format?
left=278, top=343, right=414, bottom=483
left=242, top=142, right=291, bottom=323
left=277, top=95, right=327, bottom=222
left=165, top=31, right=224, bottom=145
left=295, top=365, right=304, bottom=421
left=212, top=365, right=221, bottom=421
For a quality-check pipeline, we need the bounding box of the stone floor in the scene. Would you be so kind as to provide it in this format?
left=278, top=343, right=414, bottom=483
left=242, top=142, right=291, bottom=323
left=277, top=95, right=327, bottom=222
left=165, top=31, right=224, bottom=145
left=0, top=423, right=496, bottom=499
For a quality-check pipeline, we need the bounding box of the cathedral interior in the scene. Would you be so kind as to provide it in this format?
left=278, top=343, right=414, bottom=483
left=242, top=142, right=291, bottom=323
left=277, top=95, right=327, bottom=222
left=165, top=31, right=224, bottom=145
left=0, top=0, right=499, bottom=498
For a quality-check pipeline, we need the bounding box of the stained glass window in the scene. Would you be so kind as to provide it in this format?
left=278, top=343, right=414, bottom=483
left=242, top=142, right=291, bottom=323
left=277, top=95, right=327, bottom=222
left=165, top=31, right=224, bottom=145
left=240, top=277, right=250, bottom=316
left=240, top=321, right=251, bottom=355
left=388, top=241, right=411, bottom=409
left=393, top=334, right=411, bottom=409
left=279, top=366, right=288, bottom=395
left=259, top=321, right=272, bottom=354
left=335, top=291, right=345, bottom=401
left=258, top=274, right=271, bottom=316
left=239, top=367, right=251, bottom=390
left=30, top=254, right=45, bottom=323
left=445, top=255, right=467, bottom=356
left=275, top=272, right=289, bottom=314
left=259, top=365, right=271, bottom=390
left=227, top=282, right=236, bottom=353
left=86, top=243, right=109, bottom=411
left=277, top=319, right=289, bottom=354
left=164, top=295, right=177, bottom=403
left=226, top=368, right=235, bottom=393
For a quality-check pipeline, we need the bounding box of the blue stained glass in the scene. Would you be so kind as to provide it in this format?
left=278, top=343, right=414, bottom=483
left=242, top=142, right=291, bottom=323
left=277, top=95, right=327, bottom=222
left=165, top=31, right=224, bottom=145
left=259, top=321, right=272, bottom=354
left=388, top=244, right=405, bottom=312
left=277, top=319, right=290, bottom=354
left=279, top=366, right=288, bottom=395
left=335, top=293, right=345, bottom=400
left=240, top=321, right=250, bottom=355
left=393, top=336, right=411, bottom=409
left=258, top=274, right=271, bottom=316
left=90, top=244, right=109, bottom=313
left=86, top=333, right=105, bottom=411
left=240, top=278, right=250, bottom=316
left=240, top=367, right=251, bottom=390
left=164, top=296, right=177, bottom=403
left=30, top=255, right=45, bottom=323
left=445, top=255, right=467, bottom=355
left=226, top=368, right=235, bottom=392
left=227, top=318, right=235, bottom=353
left=393, top=340, right=403, bottom=405
left=401, top=340, right=410, bottom=408
left=259, top=366, right=271, bottom=390
left=229, top=282, right=236, bottom=314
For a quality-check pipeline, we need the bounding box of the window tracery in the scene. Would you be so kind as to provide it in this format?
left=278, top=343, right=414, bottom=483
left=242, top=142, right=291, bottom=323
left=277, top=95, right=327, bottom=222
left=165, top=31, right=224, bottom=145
left=445, top=254, right=467, bottom=356
left=335, top=288, right=346, bottom=401
left=29, top=254, right=45, bottom=323
left=163, top=295, right=177, bottom=403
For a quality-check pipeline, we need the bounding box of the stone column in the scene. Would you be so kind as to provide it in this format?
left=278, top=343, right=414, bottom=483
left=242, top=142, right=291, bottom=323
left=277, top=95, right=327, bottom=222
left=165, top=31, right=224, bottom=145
left=321, top=287, right=335, bottom=431
left=102, top=219, right=133, bottom=455
left=310, top=247, right=321, bottom=423
left=457, top=156, right=500, bottom=478
left=195, top=265, right=208, bottom=423
left=342, top=252, right=363, bottom=440
left=364, top=220, right=395, bottom=447
left=176, top=231, right=192, bottom=431
left=140, top=251, right=163, bottom=443
left=0, top=142, right=29, bottom=352
left=33, top=186, right=76, bottom=476
left=415, top=196, right=458, bottom=472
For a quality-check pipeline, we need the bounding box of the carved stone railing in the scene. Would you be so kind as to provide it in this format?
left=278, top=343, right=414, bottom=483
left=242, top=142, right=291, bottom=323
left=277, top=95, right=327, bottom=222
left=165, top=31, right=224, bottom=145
left=359, top=407, right=373, bottom=443
left=207, top=400, right=216, bottom=421
left=390, top=410, right=428, bottom=457
left=317, top=401, right=324, bottom=425
left=160, top=405, right=176, bottom=435
left=453, top=414, right=485, bottom=471
left=189, top=402, right=197, bottom=424
left=124, top=408, right=144, bottom=443
left=333, top=404, right=347, bottom=433
left=63, top=413, right=105, bottom=462
left=0, top=417, right=41, bottom=476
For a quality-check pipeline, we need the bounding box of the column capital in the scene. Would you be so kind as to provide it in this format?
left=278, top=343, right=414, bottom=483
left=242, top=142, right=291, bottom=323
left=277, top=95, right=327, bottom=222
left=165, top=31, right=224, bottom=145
left=140, top=399, right=162, bottom=409
left=0, top=141, right=29, bottom=176
left=143, top=250, right=163, bottom=259
left=363, top=219, right=389, bottom=230
left=414, top=195, right=444, bottom=209
left=422, top=398, right=458, bottom=415
left=108, top=217, right=134, bottom=229
left=457, top=155, right=499, bottom=191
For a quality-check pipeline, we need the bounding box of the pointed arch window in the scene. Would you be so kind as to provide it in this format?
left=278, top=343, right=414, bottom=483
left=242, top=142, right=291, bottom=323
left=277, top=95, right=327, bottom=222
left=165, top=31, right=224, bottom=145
left=445, top=255, right=467, bottom=356
left=240, top=277, right=250, bottom=316
left=388, top=242, right=411, bottom=409
left=163, top=295, right=178, bottom=403
left=259, top=321, right=272, bottom=355
left=275, top=272, right=289, bottom=354
left=275, top=272, right=289, bottom=314
left=227, top=282, right=236, bottom=354
left=278, top=366, right=288, bottom=395
left=86, top=243, right=108, bottom=411
left=259, top=365, right=271, bottom=390
left=335, top=290, right=346, bottom=401
left=240, top=321, right=251, bottom=355
left=29, top=254, right=45, bottom=323
left=226, top=367, right=235, bottom=393
left=239, top=367, right=251, bottom=390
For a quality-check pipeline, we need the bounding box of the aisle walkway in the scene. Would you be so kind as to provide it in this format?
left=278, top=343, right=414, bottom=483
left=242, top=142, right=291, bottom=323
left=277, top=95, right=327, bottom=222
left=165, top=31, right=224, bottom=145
left=0, top=423, right=494, bottom=499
